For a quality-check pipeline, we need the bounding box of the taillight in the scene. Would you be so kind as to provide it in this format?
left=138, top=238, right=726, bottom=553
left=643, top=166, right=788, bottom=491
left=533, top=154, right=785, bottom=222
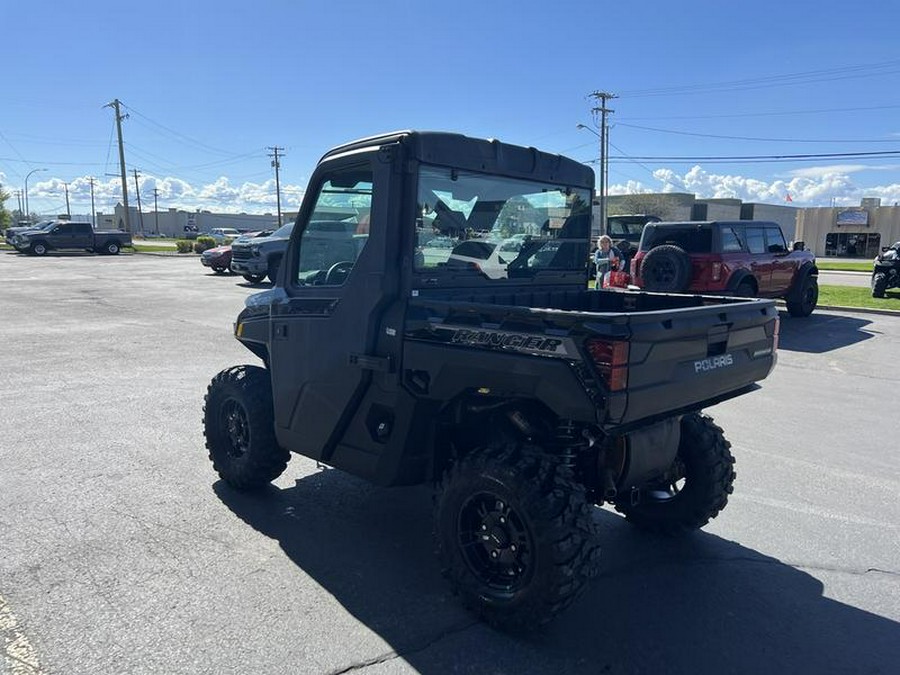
left=585, top=338, right=629, bottom=391
left=711, top=261, right=723, bottom=282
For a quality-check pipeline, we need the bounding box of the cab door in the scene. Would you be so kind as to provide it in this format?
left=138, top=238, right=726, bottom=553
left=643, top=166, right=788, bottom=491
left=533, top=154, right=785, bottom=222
left=744, top=225, right=773, bottom=293
left=766, top=225, right=795, bottom=293
left=267, top=153, right=401, bottom=469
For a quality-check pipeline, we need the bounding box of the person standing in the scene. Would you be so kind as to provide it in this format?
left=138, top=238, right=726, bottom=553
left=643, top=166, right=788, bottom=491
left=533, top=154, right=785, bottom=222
left=593, top=235, right=622, bottom=288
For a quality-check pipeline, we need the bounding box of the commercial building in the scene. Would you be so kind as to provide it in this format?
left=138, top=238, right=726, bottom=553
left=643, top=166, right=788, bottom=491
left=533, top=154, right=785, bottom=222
left=95, top=204, right=292, bottom=237
left=795, top=198, right=900, bottom=258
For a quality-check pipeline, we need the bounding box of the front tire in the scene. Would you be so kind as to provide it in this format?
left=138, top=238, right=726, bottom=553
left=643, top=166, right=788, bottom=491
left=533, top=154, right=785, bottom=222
left=203, top=365, right=289, bottom=490
left=242, top=273, right=266, bottom=283
left=31, top=242, right=48, bottom=256
left=434, top=443, right=601, bottom=630
left=786, top=274, right=818, bottom=317
left=872, top=271, right=887, bottom=298
left=616, top=413, right=735, bottom=535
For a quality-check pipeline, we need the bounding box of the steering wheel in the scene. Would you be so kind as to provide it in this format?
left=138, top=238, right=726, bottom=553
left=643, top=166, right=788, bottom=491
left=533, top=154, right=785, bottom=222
left=324, top=261, right=354, bottom=285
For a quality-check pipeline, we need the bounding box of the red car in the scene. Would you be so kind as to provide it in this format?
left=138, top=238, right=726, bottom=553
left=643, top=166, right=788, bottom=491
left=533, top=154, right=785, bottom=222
left=629, top=220, right=819, bottom=317
left=200, top=230, right=273, bottom=274
left=200, top=244, right=233, bottom=273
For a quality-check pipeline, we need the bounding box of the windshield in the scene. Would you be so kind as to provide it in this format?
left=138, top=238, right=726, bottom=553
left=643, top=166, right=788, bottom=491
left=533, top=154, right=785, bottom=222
left=269, top=223, right=294, bottom=239
left=415, top=165, right=590, bottom=280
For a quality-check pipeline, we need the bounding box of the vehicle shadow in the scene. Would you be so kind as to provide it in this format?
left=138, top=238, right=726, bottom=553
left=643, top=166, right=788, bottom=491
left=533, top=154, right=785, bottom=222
left=777, top=311, right=874, bottom=353
left=213, top=471, right=899, bottom=675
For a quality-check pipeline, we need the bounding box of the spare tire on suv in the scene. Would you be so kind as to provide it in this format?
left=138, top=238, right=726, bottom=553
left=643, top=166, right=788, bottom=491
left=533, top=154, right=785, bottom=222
left=640, top=244, right=692, bottom=292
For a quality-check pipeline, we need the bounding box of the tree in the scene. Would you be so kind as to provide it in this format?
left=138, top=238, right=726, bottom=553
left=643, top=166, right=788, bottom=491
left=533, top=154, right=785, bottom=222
left=608, top=194, right=681, bottom=221
left=0, top=184, right=11, bottom=230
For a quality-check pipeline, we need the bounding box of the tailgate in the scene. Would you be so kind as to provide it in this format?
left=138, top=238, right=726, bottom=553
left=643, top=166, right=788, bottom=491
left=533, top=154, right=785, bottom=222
left=592, top=298, right=778, bottom=428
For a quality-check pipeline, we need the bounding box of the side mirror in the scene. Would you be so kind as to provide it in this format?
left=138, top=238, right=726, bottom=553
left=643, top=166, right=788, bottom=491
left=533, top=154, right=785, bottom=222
left=882, top=246, right=890, bottom=253
left=792, top=241, right=805, bottom=251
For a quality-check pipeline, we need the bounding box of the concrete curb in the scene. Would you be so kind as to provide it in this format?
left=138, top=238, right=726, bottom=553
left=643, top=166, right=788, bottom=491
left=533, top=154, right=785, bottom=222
left=775, top=300, right=900, bottom=317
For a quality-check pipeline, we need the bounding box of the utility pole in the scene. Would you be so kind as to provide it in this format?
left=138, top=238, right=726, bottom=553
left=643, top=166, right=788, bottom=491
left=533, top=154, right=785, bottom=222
left=63, top=182, right=71, bottom=217
left=267, top=146, right=284, bottom=226
left=153, top=188, right=160, bottom=235
left=104, top=98, right=131, bottom=232
left=88, top=178, right=96, bottom=227
left=132, top=169, right=145, bottom=234
left=589, top=91, right=617, bottom=234
left=15, top=190, right=23, bottom=216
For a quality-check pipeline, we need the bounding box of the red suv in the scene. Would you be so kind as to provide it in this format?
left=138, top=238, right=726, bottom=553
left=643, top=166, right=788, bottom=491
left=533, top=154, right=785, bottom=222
left=630, top=220, right=819, bottom=317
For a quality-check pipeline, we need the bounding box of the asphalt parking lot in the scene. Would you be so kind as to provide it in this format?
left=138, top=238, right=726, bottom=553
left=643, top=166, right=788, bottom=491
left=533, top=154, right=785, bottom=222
left=1, top=251, right=898, bottom=675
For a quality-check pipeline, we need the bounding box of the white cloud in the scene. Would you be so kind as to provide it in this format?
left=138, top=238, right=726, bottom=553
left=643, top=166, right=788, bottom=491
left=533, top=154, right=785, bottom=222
left=610, top=164, right=900, bottom=207
left=22, top=173, right=305, bottom=215
left=789, top=165, right=870, bottom=178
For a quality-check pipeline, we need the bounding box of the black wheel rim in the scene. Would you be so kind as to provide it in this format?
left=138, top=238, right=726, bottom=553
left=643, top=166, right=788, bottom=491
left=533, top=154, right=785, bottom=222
left=458, top=493, right=533, bottom=593
left=649, top=260, right=676, bottom=287
left=220, top=399, right=250, bottom=458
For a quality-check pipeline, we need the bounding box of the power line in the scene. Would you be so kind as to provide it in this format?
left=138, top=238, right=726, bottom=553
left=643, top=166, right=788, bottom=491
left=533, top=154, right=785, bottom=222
left=615, top=121, right=900, bottom=144
left=579, top=149, right=900, bottom=166
left=122, top=103, right=245, bottom=157
left=618, top=58, right=900, bottom=98
left=620, top=103, right=900, bottom=122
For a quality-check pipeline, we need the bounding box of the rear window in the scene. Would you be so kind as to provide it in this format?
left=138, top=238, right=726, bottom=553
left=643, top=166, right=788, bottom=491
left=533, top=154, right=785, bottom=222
left=639, top=225, right=712, bottom=253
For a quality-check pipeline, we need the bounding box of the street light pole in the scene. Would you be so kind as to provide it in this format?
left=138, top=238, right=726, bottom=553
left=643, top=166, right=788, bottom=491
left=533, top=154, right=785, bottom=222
left=24, top=168, right=47, bottom=223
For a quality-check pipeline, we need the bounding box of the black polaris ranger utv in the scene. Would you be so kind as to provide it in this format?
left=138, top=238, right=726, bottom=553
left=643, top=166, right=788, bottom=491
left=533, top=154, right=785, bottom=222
left=203, top=131, right=779, bottom=629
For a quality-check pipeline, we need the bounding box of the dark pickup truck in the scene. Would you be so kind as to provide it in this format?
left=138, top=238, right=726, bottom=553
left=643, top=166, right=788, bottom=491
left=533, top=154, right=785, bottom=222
left=12, top=220, right=132, bottom=255
left=202, top=131, right=779, bottom=629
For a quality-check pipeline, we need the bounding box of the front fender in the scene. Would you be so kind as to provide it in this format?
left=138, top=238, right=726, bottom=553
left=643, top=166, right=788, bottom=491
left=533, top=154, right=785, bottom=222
left=785, top=262, right=818, bottom=303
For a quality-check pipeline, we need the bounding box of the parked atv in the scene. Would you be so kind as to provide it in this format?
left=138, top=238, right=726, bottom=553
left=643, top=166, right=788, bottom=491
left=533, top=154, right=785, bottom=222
left=871, top=242, right=900, bottom=298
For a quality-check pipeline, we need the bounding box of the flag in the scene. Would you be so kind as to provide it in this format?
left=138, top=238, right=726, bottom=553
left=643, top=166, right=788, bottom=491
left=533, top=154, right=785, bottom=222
left=785, top=193, right=793, bottom=203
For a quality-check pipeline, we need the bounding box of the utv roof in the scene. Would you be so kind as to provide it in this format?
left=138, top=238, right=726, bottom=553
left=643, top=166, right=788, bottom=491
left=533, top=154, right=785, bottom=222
left=320, top=130, right=595, bottom=188
left=648, top=220, right=781, bottom=228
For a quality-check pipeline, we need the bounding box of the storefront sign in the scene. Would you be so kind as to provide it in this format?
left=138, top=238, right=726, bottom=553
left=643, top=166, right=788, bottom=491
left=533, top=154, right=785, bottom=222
left=836, top=209, right=868, bottom=226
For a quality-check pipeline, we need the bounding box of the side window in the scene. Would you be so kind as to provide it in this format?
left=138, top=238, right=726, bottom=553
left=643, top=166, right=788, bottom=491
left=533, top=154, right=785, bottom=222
left=765, top=226, right=787, bottom=253
left=719, top=226, right=744, bottom=253
left=294, top=164, right=373, bottom=287
left=54, top=224, right=70, bottom=235
left=745, top=227, right=766, bottom=254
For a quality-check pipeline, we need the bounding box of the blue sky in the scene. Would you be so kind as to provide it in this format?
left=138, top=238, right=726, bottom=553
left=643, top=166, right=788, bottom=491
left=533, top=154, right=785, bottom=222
left=4, top=0, right=900, bottom=218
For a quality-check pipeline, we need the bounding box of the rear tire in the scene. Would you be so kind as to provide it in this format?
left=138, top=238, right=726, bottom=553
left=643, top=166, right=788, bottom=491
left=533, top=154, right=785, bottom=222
left=104, top=241, right=121, bottom=255
left=734, top=280, right=756, bottom=297
left=786, top=274, right=818, bottom=317
left=640, top=245, right=692, bottom=292
left=203, top=365, right=289, bottom=490
left=434, top=443, right=601, bottom=630
left=872, top=272, right=887, bottom=298
left=615, top=413, right=735, bottom=535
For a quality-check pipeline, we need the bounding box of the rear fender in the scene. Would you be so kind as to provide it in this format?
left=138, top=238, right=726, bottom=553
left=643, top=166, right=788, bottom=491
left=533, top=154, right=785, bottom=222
left=725, top=270, right=757, bottom=294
